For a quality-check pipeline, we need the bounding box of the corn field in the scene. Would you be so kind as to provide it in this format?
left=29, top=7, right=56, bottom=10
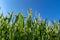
left=0, top=9, right=60, bottom=40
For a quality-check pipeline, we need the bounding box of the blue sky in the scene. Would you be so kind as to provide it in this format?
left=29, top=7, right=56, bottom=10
left=0, top=0, right=60, bottom=21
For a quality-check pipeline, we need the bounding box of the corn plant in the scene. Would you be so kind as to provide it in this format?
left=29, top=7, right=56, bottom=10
left=0, top=8, right=60, bottom=40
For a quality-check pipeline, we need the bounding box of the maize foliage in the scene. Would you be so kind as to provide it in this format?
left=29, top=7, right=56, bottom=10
left=0, top=9, right=60, bottom=40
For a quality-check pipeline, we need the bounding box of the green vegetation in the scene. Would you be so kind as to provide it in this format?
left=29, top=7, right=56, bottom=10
left=0, top=9, right=60, bottom=40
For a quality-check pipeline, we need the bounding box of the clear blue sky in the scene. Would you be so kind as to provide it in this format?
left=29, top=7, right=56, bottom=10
left=0, top=0, right=60, bottom=21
